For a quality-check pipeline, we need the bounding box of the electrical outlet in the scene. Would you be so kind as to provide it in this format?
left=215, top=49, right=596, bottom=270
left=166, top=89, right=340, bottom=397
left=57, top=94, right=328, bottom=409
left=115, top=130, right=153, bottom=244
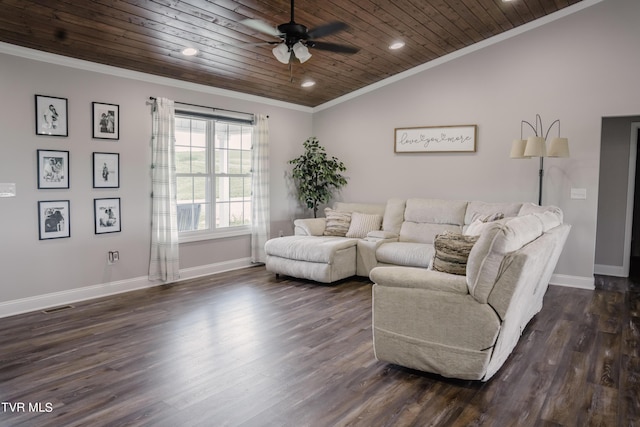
left=570, top=188, right=587, bottom=200
left=108, top=251, right=120, bottom=264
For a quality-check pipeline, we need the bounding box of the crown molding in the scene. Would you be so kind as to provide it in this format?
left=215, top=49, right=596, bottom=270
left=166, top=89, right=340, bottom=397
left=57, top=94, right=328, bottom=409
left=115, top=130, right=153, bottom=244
left=0, top=42, right=313, bottom=114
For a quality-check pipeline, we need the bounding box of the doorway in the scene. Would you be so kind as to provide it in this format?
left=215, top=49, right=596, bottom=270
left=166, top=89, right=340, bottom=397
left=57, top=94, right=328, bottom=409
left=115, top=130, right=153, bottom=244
left=594, top=118, right=640, bottom=277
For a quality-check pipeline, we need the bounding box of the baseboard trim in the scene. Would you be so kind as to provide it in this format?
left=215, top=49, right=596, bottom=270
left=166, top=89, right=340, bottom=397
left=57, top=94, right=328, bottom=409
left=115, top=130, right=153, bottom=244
left=550, top=273, right=595, bottom=290
left=1, top=261, right=593, bottom=318
left=0, top=258, right=253, bottom=319
left=593, top=264, right=627, bottom=277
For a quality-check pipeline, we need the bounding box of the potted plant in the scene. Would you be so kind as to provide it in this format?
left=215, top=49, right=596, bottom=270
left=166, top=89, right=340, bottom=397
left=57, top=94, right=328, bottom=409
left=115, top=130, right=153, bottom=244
left=289, top=137, right=348, bottom=218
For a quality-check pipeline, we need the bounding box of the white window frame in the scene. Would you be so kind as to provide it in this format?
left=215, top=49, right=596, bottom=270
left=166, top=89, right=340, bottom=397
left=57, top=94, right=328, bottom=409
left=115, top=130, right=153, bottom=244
left=175, top=109, right=254, bottom=243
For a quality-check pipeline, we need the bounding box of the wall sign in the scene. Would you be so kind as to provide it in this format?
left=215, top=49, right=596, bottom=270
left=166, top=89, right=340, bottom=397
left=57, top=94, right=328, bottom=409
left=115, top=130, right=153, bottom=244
left=394, top=125, right=477, bottom=153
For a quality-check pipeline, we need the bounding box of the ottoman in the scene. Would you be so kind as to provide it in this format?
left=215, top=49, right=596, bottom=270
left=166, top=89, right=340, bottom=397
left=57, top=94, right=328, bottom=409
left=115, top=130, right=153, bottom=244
left=264, top=235, right=359, bottom=283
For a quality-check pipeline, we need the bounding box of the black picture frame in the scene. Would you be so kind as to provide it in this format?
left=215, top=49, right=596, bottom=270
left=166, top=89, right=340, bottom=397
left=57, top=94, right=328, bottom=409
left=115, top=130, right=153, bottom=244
left=35, top=95, right=68, bottom=137
left=94, top=197, right=121, bottom=234
left=93, top=152, right=119, bottom=188
left=38, top=200, right=70, bottom=240
left=92, top=102, right=119, bottom=140
left=37, top=149, right=70, bottom=189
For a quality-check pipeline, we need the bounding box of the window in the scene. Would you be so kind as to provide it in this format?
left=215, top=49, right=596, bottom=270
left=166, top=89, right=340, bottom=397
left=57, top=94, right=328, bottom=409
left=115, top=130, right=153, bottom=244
left=175, top=114, right=253, bottom=239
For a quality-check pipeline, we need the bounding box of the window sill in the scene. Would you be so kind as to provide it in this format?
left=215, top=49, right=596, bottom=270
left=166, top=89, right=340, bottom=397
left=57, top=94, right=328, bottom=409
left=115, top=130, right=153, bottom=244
left=179, top=227, right=251, bottom=243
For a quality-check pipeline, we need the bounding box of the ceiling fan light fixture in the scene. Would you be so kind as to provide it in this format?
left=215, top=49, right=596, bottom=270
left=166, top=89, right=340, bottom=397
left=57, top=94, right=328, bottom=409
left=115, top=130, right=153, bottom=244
left=272, top=43, right=291, bottom=64
left=181, top=47, right=198, bottom=56
left=293, top=42, right=312, bottom=63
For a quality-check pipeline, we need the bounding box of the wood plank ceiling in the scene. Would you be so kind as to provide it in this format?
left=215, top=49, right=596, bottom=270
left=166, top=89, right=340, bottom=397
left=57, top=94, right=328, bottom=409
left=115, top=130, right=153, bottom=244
left=0, top=0, right=583, bottom=107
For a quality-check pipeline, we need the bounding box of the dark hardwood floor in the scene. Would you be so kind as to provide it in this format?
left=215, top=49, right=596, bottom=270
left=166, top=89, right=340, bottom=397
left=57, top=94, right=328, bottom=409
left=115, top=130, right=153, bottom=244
left=0, top=266, right=638, bottom=426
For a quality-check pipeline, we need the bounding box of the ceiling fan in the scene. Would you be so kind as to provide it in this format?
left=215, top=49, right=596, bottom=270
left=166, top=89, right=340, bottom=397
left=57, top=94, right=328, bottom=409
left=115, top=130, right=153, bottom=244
left=241, top=0, right=359, bottom=64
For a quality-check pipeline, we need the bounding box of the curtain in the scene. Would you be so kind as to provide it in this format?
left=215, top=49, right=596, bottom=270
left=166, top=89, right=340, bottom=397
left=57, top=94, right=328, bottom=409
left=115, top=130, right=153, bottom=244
left=251, top=114, right=270, bottom=263
left=149, top=97, right=180, bottom=282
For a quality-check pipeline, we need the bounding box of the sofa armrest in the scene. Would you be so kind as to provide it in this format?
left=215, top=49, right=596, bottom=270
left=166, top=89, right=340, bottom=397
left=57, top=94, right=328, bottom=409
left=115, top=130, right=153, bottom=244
left=372, top=282, right=500, bottom=355
left=294, top=218, right=326, bottom=236
left=370, top=266, right=468, bottom=295
left=356, top=236, right=398, bottom=276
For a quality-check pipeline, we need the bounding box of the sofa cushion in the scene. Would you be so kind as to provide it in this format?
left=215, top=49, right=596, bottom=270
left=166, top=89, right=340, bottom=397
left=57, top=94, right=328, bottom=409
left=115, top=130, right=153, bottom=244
left=404, top=198, right=468, bottom=225
left=466, top=215, right=544, bottom=303
left=464, top=215, right=507, bottom=237
left=399, top=199, right=467, bottom=244
left=377, top=242, right=434, bottom=268
left=533, top=210, right=562, bottom=232
left=518, top=203, right=563, bottom=223
left=346, top=212, right=383, bottom=238
left=265, top=235, right=358, bottom=263
left=382, top=198, right=406, bottom=235
left=323, top=208, right=351, bottom=236
left=432, top=231, right=479, bottom=276
left=464, top=201, right=522, bottom=226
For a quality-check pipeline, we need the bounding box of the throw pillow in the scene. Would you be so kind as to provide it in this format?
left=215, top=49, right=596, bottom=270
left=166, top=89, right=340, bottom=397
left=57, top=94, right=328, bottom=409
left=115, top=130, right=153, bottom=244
left=323, top=208, right=352, bottom=236
left=345, top=212, right=383, bottom=238
left=431, top=231, right=479, bottom=276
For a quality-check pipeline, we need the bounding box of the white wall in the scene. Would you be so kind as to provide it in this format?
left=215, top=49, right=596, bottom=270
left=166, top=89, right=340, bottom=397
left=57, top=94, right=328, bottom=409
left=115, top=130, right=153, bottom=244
left=311, top=0, right=640, bottom=285
left=0, top=49, right=312, bottom=315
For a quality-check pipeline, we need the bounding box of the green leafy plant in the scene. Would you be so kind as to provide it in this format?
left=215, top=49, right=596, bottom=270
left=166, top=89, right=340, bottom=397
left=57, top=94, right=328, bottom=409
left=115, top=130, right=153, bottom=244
left=289, top=137, right=348, bottom=218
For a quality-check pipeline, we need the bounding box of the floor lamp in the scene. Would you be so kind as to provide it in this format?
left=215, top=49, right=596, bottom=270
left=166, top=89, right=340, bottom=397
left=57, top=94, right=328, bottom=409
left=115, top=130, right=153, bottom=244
left=510, top=114, right=570, bottom=205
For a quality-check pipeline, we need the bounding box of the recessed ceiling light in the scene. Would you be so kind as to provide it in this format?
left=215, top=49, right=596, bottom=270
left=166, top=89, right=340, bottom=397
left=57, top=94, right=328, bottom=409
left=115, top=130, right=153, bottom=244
left=301, top=80, right=315, bottom=88
left=181, top=47, right=198, bottom=56
left=389, top=41, right=405, bottom=50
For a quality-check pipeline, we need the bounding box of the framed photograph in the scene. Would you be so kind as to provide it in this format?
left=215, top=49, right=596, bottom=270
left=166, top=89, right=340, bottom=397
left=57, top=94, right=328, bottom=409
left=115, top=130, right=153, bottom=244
left=93, top=152, right=119, bottom=188
left=92, top=102, right=119, bottom=140
left=38, top=200, right=70, bottom=240
left=37, top=149, right=69, bottom=189
left=35, top=95, right=68, bottom=136
left=394, top=124, right=477, bottom=153
left=94, top=197, right=121, bottom=234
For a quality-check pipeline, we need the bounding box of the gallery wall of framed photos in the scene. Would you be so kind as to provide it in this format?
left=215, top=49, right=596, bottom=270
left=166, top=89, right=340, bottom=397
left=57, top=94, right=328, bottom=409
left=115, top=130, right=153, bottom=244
left=3, top=48, right=302, bottom=312
left=35, top=94, right=122, bottom=240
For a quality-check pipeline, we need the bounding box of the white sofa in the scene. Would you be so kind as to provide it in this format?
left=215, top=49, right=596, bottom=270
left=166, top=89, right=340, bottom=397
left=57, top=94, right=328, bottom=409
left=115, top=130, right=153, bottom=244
left=265, top=198, right=566, bottom=282
left=264, top=198, right=570, bottom=381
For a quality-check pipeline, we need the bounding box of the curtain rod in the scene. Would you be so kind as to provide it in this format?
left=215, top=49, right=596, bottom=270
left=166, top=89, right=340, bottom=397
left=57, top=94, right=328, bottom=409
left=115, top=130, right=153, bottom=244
left=148, top=97, right=258, bottom=118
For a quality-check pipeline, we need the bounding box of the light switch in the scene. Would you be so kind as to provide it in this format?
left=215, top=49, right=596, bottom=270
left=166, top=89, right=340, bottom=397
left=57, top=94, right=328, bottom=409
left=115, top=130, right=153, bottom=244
left=571, top=188, right=587, bottom=200
left=0, top=183, right=16, bottom=197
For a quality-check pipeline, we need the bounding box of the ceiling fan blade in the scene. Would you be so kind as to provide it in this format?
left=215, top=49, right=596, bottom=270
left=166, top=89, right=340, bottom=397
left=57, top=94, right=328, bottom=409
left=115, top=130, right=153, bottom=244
left=240, top=19, right=281, bottom=37
left=308, top=41, right=359, bottom=54
left=307, top=22, right=349, bottom=39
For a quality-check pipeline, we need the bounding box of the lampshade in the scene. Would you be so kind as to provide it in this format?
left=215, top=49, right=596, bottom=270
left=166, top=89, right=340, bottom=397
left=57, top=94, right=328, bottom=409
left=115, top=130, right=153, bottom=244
left=272, top=43, right=291, bottom=64
left=292, top=42, right=312, bottom=63
left=510, top=139, right=528, bottom=158
left=523, top=136, right=546, bottom=157
left=548, top=137, right=570, bottom=157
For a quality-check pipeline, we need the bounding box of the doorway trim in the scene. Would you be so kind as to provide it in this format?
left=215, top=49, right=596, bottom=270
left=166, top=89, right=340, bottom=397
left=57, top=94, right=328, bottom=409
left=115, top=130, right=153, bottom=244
left=622, top=122, right=640, bottom=277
